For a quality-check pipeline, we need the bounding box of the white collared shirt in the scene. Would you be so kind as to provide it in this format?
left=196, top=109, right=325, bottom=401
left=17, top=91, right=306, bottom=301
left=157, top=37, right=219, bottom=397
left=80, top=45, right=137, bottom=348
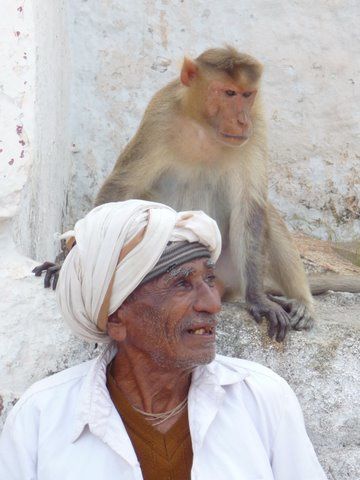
left=0, top=347, right=327, bottom=479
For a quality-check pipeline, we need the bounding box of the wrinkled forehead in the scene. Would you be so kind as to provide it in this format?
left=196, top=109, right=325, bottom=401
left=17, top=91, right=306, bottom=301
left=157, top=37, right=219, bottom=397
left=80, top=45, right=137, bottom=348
left=143, top=257, right=216, bottom=290
left=123, top=257, right=217, bottom=307
left=139, top=241, right=211, bottom=286
left=165, top=257, right=216, bottom=279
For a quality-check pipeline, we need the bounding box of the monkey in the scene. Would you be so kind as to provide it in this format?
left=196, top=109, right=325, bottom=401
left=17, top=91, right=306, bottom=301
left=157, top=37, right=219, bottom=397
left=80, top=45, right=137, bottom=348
left=93, top=46, right=313, bottom=342
left=34, top=46, right=360, bottom=342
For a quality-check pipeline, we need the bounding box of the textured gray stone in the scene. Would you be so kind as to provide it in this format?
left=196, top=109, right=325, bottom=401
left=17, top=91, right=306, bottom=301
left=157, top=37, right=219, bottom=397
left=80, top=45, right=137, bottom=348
left=217, top=293, right=360, bottom=479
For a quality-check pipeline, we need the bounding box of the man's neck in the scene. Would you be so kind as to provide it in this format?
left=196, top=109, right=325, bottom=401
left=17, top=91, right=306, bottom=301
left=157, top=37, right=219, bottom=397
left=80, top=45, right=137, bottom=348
left=110, top=345, right=193, bottom=415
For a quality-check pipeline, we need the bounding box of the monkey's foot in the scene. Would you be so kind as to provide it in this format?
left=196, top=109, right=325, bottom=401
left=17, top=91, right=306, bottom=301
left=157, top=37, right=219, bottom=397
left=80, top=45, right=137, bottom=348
left=268, top=295, right=314, bottom=331
left=247, top=296, right=290, bottom=342
left=32, top=262, right=61, bottom=290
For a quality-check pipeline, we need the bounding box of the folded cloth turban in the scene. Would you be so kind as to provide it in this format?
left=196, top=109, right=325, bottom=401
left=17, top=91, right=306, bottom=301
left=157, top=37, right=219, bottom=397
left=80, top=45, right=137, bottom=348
left=56, top=200, right=222, bottom=343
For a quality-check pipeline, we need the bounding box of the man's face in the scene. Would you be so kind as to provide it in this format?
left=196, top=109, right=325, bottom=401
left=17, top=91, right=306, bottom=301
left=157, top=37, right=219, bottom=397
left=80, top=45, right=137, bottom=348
left=117, top=258, right=221, bottom=370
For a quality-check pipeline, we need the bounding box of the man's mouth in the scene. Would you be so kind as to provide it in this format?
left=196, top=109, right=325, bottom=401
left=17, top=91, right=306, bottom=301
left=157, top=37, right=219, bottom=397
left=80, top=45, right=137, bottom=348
left=186, top=325, right=215, bottom=336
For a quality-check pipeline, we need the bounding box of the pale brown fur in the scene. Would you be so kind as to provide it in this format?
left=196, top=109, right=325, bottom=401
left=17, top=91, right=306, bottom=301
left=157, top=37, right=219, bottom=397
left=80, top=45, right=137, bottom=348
left=94, top=46, right=359, bottom=340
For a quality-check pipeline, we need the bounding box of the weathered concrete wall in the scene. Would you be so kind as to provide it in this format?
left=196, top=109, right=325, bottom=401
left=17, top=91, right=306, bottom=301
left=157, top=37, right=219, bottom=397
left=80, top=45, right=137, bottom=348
left=0, top=0, right=71, bottom=262
left=0, top=1, right=35, bottom=246
left=13, top=0, right=71, bottom=261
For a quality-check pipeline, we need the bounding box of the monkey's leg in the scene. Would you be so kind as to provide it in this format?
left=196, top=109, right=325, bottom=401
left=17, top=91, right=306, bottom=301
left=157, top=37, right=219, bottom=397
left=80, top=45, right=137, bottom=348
left=32, top=261, right=56, bottom=277
left=230, top=203, right=291, bottom=342
left=267, top=295, right=313, bottom=331
left=266, top=203, right=314, bottom=330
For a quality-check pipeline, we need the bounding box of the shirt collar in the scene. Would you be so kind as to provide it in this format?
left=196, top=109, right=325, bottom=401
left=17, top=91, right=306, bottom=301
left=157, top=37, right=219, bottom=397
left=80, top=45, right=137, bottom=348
left=70, top=348, right=249, bottom=450
left=192, top=354, right=250, bottom=387
left=71, top=343, right=116, bottom=443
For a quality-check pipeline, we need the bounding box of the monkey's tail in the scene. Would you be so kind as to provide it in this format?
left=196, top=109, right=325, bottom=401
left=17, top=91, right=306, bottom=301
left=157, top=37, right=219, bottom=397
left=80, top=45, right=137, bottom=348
left=307, top=274, right=360, bottom=295
left=266, top=274, right=360, bottom=297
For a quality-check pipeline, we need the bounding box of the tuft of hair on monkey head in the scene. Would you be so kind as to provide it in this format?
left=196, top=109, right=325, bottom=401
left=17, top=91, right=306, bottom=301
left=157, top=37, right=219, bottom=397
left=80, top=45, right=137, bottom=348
left=196, top=46, right=263, bottom=83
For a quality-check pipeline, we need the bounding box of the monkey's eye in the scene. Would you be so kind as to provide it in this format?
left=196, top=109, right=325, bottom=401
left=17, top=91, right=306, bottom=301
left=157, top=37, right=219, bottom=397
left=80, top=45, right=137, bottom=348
left=225, top=89, right=237, bottom=97
left=242, top=91, right=252, bottom=98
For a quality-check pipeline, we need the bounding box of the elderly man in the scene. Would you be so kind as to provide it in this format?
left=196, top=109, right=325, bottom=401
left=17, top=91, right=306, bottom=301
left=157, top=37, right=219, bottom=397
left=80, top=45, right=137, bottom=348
left=0, top=200, right=327, bottom=479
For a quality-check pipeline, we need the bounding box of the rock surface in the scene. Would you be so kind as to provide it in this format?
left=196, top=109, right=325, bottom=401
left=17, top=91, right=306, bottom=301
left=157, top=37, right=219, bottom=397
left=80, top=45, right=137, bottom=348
left=294, top=233, right=360, bottom=275
left=217, top=294, right=360, bottom=480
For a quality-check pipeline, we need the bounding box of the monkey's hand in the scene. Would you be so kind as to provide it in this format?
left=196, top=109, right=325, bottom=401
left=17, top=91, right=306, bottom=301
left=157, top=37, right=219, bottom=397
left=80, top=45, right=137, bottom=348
left=32, top=262, right=61, bottom=290
left=268, top=295, right=314, bottom=331
left=246, top=295, right=290, bottom=342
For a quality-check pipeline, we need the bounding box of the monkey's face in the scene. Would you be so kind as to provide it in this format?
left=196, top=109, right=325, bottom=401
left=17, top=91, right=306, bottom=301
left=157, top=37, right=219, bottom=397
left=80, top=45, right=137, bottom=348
left=204, top=80, right=257, bottom=147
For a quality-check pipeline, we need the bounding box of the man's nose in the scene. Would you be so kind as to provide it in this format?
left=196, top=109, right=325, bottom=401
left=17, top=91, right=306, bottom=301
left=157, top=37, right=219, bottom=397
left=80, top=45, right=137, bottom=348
left=193, top=282, right=221, bottom=314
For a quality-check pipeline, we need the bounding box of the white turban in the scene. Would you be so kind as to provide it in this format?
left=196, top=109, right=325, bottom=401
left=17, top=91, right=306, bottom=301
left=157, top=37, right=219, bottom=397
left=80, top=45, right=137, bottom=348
left=56, top=200, right=222, bottom=343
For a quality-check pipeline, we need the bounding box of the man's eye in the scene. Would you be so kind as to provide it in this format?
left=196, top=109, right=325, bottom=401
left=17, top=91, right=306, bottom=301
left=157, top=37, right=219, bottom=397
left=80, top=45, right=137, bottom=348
left=205, top=275, right=217, bottom=286
left=175, top=279, right=191, bottom=289
left=225, top=89, right=237, bottom=97
left=242, top=91, right=252, bottom=98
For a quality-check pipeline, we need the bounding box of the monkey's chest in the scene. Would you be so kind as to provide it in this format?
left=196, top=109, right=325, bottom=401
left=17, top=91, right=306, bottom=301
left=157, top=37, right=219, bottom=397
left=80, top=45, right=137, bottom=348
left=152, top=173, right=230, bottom=235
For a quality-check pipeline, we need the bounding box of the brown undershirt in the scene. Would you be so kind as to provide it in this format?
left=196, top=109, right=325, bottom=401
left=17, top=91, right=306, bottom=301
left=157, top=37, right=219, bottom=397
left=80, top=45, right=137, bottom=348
left=107, top=369, right=193, bottom=480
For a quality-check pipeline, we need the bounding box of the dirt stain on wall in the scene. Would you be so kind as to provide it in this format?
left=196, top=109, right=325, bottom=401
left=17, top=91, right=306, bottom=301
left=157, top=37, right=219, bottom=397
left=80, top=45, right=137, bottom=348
left=159, top=10, right=168, bottom=49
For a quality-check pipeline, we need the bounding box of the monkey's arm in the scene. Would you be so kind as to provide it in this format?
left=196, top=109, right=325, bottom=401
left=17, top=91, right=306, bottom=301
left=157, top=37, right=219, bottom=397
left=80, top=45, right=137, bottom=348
left=32, top=240, right=68, bottom=289
left=231, top=202, right=290, bottom=342
left=265, top=204, right=315, bottom=330
left=32, top=262, right=60, bottom=289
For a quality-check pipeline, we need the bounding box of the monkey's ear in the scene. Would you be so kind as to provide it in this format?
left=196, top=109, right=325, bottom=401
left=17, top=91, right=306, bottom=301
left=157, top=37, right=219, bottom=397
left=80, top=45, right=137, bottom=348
left=180, top=57, right=199, bottom=86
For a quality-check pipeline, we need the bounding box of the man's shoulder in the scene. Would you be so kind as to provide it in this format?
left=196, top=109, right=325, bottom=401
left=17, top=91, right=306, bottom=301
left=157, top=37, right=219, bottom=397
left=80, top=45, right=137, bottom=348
left=7, top=359, right=95, bottom=420
left=24, top=359, right=94, bottom=395
left=213, top=354, right=289, bottom=390
left=210, top=355, right=296, bottom=418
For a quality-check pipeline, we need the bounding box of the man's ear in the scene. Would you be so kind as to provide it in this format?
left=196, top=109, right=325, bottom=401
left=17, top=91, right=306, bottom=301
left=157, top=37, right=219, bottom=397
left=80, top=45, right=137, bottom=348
left=107, top=308, right=127, bottom=342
